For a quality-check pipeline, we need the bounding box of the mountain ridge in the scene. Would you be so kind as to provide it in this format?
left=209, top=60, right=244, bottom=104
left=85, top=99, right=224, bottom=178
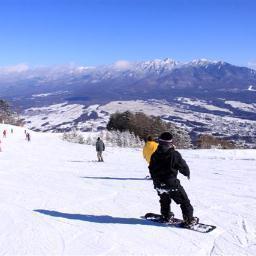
left=1, top=58, right=256, bottom=147
left=1, top=58, right=255, bottom=108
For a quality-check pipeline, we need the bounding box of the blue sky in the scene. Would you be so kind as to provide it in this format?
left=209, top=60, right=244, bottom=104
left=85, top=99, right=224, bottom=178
left=0, top=0, right=255, bottom=68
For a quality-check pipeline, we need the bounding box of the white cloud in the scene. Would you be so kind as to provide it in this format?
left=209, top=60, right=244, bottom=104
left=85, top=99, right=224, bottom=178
left=113, top=60, right=132, bottom=70
left=0, top=63, right=29, bottom=73
left=248, top=61, right=256, bottom=70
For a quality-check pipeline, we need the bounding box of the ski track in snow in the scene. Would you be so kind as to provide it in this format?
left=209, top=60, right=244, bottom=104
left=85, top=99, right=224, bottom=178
left=0, top=124, right=256, bottom=255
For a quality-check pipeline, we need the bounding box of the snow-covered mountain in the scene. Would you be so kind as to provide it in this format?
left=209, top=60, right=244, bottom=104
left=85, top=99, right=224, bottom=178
left=1, top=58, right=255, bottom=107
left=1, top=58, right=256, bottom=146
left=0, top=123, right=256, bottom=255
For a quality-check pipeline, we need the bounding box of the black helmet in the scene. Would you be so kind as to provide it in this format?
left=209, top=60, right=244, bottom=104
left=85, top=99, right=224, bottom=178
left=159, top=132, right=173, bottom=143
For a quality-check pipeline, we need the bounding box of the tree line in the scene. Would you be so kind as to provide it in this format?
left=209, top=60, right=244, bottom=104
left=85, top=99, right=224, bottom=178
left=106, top=111, right=239, bottom=149
left=0, top=99, right=23, bottom=126
left=106, top=111, right=192, bottom=149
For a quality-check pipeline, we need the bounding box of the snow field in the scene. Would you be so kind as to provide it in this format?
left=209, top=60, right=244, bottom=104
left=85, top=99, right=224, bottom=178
left=0, top=124, right=256, bottom=255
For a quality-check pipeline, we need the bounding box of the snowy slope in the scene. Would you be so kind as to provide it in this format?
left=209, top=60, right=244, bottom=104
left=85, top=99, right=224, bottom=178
left=225, top=100, right=256, bottom=113
left=0, top=124, right=256, bottom=255
left=23, top=103, right=109, bottom=132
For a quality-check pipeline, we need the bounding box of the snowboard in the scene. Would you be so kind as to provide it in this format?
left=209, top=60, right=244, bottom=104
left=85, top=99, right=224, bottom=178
left=143, top=213, right=216, bottom=233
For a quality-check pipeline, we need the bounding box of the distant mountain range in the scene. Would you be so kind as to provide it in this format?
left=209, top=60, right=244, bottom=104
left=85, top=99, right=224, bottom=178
left=1, top=58, right=255, bottom=107
left=1, top=58, right=256, bottom=147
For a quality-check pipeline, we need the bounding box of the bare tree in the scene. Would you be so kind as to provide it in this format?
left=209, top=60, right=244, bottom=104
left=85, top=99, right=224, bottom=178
left=107, top=111, right=192, bottom=148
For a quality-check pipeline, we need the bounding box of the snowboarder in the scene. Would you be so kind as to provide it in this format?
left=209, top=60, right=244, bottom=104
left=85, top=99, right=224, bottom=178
left=3, top=130, right=6, bottom=138
left=149, top=131, right=198, bottom=227
left=143, top=136, right=158, bottom=164
left=96, top=137, right=105, bottom=162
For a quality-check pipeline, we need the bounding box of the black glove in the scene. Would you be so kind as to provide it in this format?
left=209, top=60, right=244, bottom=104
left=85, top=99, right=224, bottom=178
left=152, top=179, right=161, bottom=189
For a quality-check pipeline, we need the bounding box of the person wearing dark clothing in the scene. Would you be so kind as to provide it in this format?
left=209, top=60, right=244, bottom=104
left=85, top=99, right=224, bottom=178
left=149, top=131, right=198, bottom=226
left=26, top=132, right=31, bottom=142
left=96, top=137, right=105, bottom=162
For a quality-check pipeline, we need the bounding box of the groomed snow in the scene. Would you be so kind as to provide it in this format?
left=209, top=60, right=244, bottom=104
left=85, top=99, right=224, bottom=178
left=177, top=97, right=233, bottom=113
left=225, top=100, right=256, bottom=113
left=22, top=103, right=109, bottom=131
left=0, top=124, right=256, bottom=255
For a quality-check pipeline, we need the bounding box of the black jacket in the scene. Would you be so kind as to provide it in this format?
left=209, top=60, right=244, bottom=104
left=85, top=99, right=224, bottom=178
left=96, top=140, right=105, bottom=152
left=149, top=145, right=190, bottom=188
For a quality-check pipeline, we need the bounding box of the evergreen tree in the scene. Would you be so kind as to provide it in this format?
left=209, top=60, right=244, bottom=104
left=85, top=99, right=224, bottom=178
left=0, top=99, right=22, bottom=125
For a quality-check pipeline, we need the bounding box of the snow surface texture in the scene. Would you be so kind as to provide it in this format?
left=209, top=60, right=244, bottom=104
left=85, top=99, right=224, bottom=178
left=23, top=103, right=108, bottom=132
left=176, top=97, right=233, bottom=113
left=225, top=101, right=256, bottom=113
left=0, top=124, right=256, bottom=255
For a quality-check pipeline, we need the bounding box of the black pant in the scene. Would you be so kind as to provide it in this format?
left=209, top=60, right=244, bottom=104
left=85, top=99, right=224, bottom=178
left=157, top=185, right=193, bottom=221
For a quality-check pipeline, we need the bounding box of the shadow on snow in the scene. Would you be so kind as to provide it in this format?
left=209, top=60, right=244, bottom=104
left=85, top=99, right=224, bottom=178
left=34, top=209, right=162, bottom=227
left=81, top=176, right=149, bottom=181
left=68, top=160, right=88, bottom=163
left=68, top=160, right=103, bottom=163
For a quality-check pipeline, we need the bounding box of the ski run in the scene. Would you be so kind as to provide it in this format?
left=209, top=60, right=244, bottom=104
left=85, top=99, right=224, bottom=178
left=0, top=123, right=256, bottom=256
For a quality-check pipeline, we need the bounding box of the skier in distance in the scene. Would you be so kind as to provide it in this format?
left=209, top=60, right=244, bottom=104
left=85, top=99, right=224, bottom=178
left=96, top=137, right=105, bottom=162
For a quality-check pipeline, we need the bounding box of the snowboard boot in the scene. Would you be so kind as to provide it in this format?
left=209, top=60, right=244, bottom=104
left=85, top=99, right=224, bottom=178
left=183, top=216, right=199, bottom=228
left=160, top=212, right=175, bottom=223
